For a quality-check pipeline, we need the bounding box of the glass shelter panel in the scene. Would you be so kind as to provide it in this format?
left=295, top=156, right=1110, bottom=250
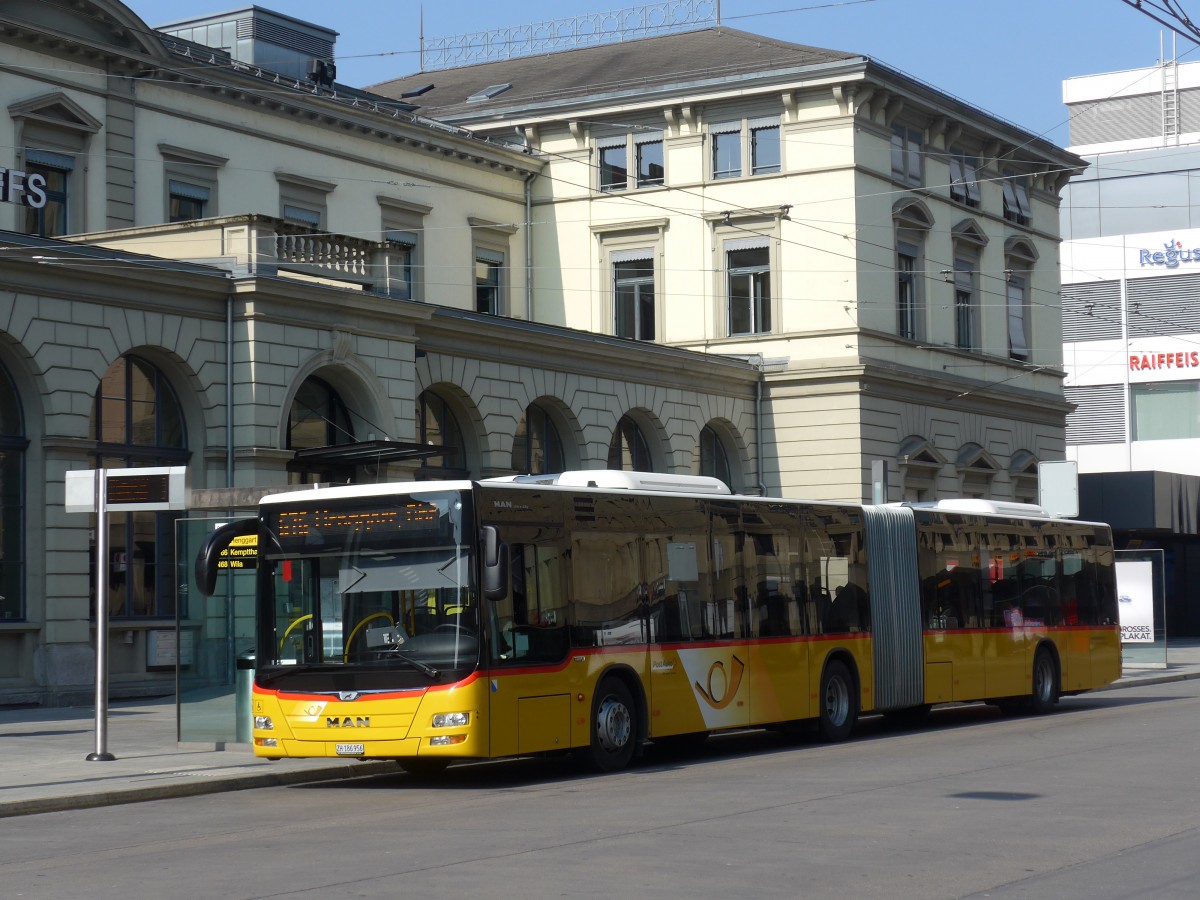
left=177, top=515, right=257, bottom=744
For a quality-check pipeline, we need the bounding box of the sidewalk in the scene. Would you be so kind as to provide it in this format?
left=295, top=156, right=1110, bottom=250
left=0, top=702, right=398, bottom=819
left=2, top=645, right=1198, bottom=819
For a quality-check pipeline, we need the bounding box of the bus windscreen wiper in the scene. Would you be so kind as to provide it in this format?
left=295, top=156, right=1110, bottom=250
left=387, top=648, right=439, bottom=679
left=365, top=626, right=440, bottom=678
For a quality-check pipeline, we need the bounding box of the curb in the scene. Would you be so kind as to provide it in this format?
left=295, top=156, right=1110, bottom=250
left=0, top=759, right=398, bottom=820
left=1100, top=669, right=1200, bottom=691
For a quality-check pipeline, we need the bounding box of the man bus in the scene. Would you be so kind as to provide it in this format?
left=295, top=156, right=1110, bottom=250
left=195, top=471, right=1121, bottom=774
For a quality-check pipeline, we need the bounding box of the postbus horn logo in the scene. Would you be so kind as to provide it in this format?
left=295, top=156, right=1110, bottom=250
left=694, top=655, right=746, bottom=709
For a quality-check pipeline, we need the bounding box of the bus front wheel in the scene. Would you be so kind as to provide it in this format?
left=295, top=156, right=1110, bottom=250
left=586, top=678, right=637, bottom=772
left=817, top=659, right=857, bottom=742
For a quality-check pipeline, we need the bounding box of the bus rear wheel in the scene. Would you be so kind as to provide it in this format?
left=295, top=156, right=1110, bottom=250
left=1030, top=648, right=1060, bottom=714
left=586, top=678, right=637, bottom=772
left=817, top=659, right=857, bottom=742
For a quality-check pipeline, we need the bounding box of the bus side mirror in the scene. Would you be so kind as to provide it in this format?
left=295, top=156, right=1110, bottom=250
left=194, top=518, right=258, bottom=597
left=481, top=525, right=509, bottom=602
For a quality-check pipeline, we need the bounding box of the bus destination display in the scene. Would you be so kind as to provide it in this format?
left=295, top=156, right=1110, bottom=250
left=274, top=501, right=443, bottom=543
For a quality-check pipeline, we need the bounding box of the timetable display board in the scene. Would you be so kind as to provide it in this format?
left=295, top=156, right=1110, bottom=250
left=65, top=466, right=188, bottom=512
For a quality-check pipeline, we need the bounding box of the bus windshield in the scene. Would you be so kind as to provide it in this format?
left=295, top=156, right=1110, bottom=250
left=257, top=490, right=479, bottom=687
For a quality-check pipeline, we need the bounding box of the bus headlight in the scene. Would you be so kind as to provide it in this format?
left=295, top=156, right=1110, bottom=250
left=254, top=716, right=274, bottom=730
left=429, top=734, right=467, bottom=746
left=432, top=712, right=469, bottom=728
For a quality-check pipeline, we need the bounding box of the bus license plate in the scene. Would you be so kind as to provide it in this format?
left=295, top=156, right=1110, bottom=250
left=335, top=743, right=364, bottom=756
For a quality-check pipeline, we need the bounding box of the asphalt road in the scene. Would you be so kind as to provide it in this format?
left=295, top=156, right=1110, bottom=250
left=4, top=681, right=1199, bottom=900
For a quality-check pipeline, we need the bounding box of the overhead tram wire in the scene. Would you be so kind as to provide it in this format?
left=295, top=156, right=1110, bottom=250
left=1, top=2, right=1086, bottom=274
left=1118, top=0, right=1200, bottom=44
left=520, top=131, right=1093, bottom=318
left=0, top=1, right=1093, bottom=315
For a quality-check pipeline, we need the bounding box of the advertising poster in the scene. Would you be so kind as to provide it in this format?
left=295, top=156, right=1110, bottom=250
left=1115, top=559, right=1154, bottom=642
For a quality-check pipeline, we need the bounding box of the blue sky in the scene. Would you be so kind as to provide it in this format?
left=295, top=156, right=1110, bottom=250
left=133, top=0, right=1185, bottom=147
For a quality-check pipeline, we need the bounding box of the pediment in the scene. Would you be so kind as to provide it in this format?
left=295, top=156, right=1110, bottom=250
left=951, top=218, right=988, bottom=248
left=9, top=92, right=103, bottom=135
left=2, top=1, right=166, bottom=58
left=956, top=442, right=999, bottom=472
left=898, top=435, right=944, bottom=470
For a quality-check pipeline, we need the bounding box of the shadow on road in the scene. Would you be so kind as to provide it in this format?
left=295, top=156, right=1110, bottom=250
left=288, top=691, right=1164, bottom=795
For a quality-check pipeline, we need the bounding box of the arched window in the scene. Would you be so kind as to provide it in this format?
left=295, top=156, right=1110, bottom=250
left=1005, top=238, right=1038, bottom=362
left=286, top=375, right=355, bottom=484
left=894, top=199, right=933, bottom=341
left=89, top=355, right=188, bottom=619
left=607, top=415, right=653, bottom=471
left=287, top=376, right=353, bottom=450
left=951, top=220, right=987, bottom=353
left=512, top=402, right=564, bottom=475
left=0, top=362, right=26, bottom=621
left=417, top=390, right=467, bottom=477
left=697, top=424, right=731, bottom=486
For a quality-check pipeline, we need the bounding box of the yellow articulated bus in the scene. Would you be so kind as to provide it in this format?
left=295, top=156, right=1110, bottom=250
left=195, top=471, right=1121, bottom=775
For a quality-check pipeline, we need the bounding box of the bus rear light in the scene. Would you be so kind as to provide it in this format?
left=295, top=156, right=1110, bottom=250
left=432, top=712, right=469, bottom=728
left=429, top=734, right=467, bottom=747
left=254, top=716, right=274, bottom=730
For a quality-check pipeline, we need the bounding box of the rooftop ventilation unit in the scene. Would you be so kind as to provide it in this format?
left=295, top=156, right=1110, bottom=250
left=157, top=7, right=337, bottom=84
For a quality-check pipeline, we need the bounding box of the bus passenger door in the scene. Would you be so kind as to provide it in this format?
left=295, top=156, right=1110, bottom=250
left=486, top=539, right=573, bottom=758
left=923, top=563, right=986, bottom=702
left=744, top=519, right=808, bottom=727
left=984, top=550, right=1032, bottom=699
left=1059, top=550, right=1091, bottom=692
left=646, top=532, right=749, bottom=737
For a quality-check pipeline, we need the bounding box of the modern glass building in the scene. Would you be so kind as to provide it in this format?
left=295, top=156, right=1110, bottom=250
left=1061, top=56, right=1200, bottom=636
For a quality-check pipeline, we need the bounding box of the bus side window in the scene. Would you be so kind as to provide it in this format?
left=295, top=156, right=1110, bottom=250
left=494, top=542, right=568, bottom=664
left=569, top=532, right=643, bottom=648
left=749, top=530, right=801, bottom=638
left=709, top=529, right=746, bottom=639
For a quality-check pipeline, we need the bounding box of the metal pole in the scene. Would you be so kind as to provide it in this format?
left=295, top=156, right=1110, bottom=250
left=87, top=468, right=115, bottom=761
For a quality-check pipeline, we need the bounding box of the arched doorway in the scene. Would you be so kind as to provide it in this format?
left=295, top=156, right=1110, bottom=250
left=417, top=389, right=468, bottom=478
left=512, top=401, right=565, bottom=475
left=0, top=361, right=26, bottom=621
left=697, top=423, right=732, bottom=487
left=608, top=414, right=653, bottom=471
left=286, top=375, right=356, bottom=484
left=90, top=354, right=189, bottom=618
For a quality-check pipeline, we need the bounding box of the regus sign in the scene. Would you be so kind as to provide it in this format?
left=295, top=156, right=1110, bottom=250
left=1138, top=239, right=1200, bottom=269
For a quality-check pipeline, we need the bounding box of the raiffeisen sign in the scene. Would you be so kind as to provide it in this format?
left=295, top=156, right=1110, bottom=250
left=0, top=167, right=48, bottom=208
left=1126, top=337, right=1200, bottom=383
left=1138, top=238, right=1200, bottom=269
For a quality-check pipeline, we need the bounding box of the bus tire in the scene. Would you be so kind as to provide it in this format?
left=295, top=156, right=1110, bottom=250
left=586, top=677, right=637, bottom=772
left=1030, top=647, right=1060, bottom=714
left=817, top=658, right=857, bottom=742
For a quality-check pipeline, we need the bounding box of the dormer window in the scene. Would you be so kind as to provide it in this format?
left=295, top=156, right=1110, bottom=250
left=467, top=83, right=512, bottom=102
